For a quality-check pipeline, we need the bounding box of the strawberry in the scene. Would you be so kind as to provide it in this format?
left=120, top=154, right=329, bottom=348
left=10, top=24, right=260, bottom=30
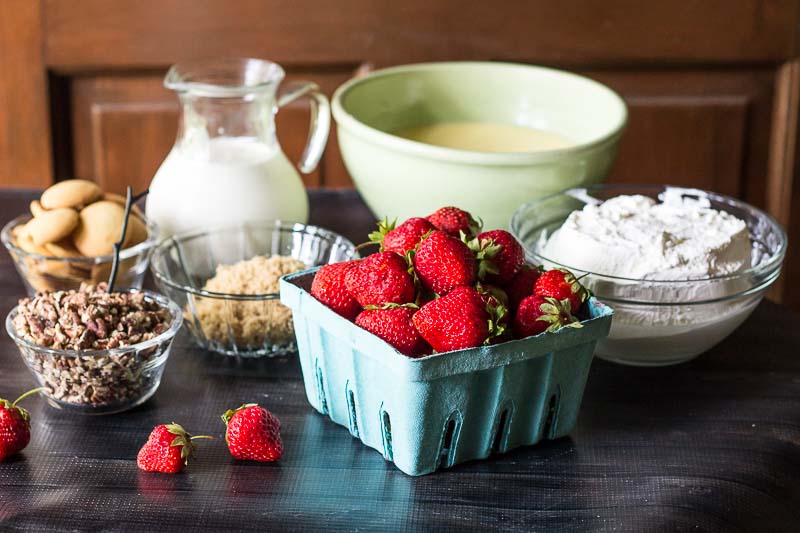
left=504, top=264, right=542, bottom=310
left=311, top=260, right=362, bottom=320
left=412, top=286, right=503, bottom=352
left=0, top=388, right=42, bottom=461
left=345, top=251, right=415, bottom=306
left=513, top=295, right=581, bottom=338
left=533, top=268, right=589, bottom=314
left=470, top=229, right=525, bottom=285
left=368, top=217, right=435, bottom=255
left=136, top=423, right=212, bottom=474
left=222, top=404, right=283, bottom=462
left=356, top=305, right=430, bottom=357
left=426, top=206, right=481, bottom=238
left=413, top=231, right=476, bottom=295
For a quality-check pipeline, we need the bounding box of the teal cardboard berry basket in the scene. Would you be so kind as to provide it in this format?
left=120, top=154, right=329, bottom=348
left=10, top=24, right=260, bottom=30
left=280, top=268, right=613, bottom=476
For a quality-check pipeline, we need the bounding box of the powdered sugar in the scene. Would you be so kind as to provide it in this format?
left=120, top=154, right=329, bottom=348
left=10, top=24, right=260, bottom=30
left=541, top=192, right=751, bottom=281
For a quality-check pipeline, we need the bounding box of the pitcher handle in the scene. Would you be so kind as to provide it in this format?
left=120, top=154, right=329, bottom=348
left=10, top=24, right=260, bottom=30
left=278, top=81, right=331, bottom=174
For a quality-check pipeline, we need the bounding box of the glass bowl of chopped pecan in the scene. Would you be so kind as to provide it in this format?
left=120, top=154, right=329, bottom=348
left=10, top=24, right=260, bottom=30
left=149, top=221, right=356, bottom=357
left=5, top=284, right=183, bottom=415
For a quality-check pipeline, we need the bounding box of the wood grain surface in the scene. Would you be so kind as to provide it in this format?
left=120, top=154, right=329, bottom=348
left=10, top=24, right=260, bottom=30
left=0, top=190, right=798, bottom=532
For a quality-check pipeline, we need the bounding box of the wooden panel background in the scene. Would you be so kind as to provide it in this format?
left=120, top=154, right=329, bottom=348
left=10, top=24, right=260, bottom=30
left=62, top=68, right=776, bottom=197
left=0, top=0, right=798, bottom=306
left=42, top=1, right=798, bottom=68
left=0, top=0, right=51, bottom=188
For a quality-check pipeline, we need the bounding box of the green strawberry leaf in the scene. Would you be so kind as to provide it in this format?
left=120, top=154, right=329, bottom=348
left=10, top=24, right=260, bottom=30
left=365, top=217, right=396, bottom=252
left=539, top=302, right=558, bottom=315
left=0, top=398, right=30, bottom=423
left=485, top=295, right=508, bottom=343
left=469, top=216, right=483, bottom=237
left=403, top=247, right=426, bottom=301
left=221, top=403, right=259, bottom=426
left=534, top=297, right=584, bottom=333
left=476, top=283, right=509, bottom=307
left=1, top=387, right=45, bottom=423
left=468, top=236, right=503, bottom=281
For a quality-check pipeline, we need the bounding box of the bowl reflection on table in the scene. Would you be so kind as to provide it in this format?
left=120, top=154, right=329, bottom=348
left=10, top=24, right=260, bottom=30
left=510, top=184, right=787, bottom=366
left=332, top=61, right=628, bottom=230
left=149, top=221, right=357, bottom=358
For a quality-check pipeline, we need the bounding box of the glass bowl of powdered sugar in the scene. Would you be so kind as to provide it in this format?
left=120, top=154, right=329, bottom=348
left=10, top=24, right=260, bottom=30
left=511, top=184, right=787, bottom=366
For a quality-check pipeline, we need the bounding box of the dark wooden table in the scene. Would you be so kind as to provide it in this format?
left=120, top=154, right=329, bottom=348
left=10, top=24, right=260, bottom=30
left=1, top=190, right=798, bottom=532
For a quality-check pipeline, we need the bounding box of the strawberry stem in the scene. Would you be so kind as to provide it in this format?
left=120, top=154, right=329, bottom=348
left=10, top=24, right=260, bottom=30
left=189, top=435, right=214, bottom=441
left=12, top=387, right=45, bottom=406
left=364, top=302, right=419, bottom=311
left=354, top=241, right=379, bottom=252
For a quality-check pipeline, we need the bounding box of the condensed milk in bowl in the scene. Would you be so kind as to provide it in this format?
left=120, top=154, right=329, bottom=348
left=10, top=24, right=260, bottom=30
left=332, top=61, right=627, bottom=230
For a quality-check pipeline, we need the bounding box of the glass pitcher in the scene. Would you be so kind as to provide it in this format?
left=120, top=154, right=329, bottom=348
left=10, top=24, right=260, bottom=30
left=147, top=58, right=329, bottom=237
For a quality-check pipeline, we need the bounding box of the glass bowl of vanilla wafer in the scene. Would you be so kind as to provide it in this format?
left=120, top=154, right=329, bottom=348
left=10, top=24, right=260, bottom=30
left=1, top=179, right=158, bottom=296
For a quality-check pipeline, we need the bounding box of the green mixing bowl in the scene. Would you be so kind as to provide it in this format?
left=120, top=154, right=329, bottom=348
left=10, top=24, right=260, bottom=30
left=332, top=62, right=627, bottom=230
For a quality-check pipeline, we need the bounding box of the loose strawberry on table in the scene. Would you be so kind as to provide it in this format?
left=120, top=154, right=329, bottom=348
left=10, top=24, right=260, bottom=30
left=310, top=260, right=362, bottom=320
left=426, top=206, right=481, bottom=237
left=413, top=230, right=476, bottom=295
left=345, top=251, right=416, bottom=307
left=534, top=268, right=589, bottom=314
left=513, top=295, right=581, bottom=339
left=136, top=423, right=212, bottom=474
left=355, top=305, right=430, bottom=357
left=222, top=404, right=283, bottom=462
left=0, top=388, right=42, bottom=462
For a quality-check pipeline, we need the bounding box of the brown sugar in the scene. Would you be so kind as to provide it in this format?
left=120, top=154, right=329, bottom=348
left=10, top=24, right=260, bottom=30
left=191, top=255, right=307, bottom=349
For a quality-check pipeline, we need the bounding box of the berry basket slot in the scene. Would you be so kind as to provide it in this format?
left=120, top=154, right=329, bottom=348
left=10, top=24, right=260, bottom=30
left=280, top=268, right=613, bottom=476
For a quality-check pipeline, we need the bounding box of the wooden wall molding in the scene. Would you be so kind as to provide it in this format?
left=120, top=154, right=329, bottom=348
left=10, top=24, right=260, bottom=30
left=767, top=60, right=799, bottom=229
left=43, top=0, right=797, bottom=71
left=767, top=59, right=800, bottom=303
left=0, top=0, right=52, bottom=188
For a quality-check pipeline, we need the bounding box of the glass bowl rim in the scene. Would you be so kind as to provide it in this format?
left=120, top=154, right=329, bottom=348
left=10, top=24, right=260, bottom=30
left=5, top=289, right=183, bottom=358
left=149, top=220, right=357, bottom=301
left=584, top=266, right=780, bottom=307
left=510, top=183, right=788, bottom=285
left=1, top=213, right=159, bottom=264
